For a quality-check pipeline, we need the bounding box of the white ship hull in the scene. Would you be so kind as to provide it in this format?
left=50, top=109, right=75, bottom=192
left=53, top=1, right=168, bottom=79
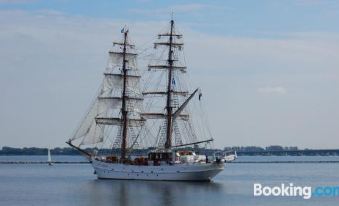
left=91, top=159, right=225, bottom=181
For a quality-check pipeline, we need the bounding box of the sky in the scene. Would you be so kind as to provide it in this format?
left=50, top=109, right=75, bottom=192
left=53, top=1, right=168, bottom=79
left=0, top=0, right=338, bottom=149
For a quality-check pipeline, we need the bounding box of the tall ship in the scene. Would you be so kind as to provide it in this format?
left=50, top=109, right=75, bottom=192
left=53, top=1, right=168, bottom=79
left=67, top=19, right=225, bottom=181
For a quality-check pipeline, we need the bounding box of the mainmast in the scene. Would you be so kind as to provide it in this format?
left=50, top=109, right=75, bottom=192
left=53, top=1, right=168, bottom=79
left=165, top=20, right=175, bottom=149
left=146, top=19, right=184, bottom=149
left=143, top=19, right=195, bottom=150
left=120, top=30, right=129, bottom=160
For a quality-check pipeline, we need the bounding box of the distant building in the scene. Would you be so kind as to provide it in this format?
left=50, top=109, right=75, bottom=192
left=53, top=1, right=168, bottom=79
left=265, top=145, right=284, bottom=151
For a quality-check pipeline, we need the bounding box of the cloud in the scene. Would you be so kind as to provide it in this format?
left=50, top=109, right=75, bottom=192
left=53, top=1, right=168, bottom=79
left=182, top=31, right=339, bottom=79
left=0, top=9, right=338, bottom=148
left=128, top=3, right=221, bottom=16
left=296, top=0, right=334, bottom=6
left=257, top=86, right=287, bottom=95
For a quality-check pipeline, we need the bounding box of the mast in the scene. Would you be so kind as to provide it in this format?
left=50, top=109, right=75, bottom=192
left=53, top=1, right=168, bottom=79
left=120, top=30, right=129, bottom=160
left=165, top=20, right=175, bottom=149
left=145, top=19, right=185, bottom=149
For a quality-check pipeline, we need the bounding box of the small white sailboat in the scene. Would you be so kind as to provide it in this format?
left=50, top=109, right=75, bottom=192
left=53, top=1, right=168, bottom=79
left=224, top=151, right=237, bottom=162
left=47, top=148, right=52, bottom=166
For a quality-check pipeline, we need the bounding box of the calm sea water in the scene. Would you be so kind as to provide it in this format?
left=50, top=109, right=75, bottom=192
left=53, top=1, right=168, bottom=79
left=1, top=156, right=339, bottom=206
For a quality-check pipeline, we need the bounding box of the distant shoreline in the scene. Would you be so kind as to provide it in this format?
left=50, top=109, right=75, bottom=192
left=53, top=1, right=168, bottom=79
left=1, top=146, right=339, bottom=156
left=1, top=159, right=339, bottom=165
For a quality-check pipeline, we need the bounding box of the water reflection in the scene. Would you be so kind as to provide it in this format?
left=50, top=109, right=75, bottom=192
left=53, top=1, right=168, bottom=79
left=86, top=179, right=223, bottom=206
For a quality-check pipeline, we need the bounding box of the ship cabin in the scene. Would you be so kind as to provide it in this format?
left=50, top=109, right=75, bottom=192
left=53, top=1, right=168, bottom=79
left=148, top=150, right=173, bottom=166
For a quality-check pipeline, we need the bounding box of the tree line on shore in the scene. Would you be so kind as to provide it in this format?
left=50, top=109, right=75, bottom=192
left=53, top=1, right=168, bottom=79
left=1, top=145, right=339, bottom=156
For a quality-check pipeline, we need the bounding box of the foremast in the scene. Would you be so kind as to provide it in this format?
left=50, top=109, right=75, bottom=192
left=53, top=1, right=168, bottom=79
left=165, top=20, right=175, bottom=149
left=120, top=30, right=129, bottom=160
left=110, top=29, right=144, bottom=160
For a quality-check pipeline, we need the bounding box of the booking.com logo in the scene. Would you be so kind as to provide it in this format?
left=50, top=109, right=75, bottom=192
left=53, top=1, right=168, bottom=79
left=254, top=183, right=339, bottom=199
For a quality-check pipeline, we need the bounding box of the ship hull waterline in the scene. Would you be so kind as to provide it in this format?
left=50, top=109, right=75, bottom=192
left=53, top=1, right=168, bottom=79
left=91, top=159, right=225, bottom=181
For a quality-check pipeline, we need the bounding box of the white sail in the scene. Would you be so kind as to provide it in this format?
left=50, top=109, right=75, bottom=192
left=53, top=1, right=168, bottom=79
left=101, top=74, right=141, bottom=97
left=47, top=148, right=52, bottom=166
left=70, top=99, right=105, bottom=145
left=70, top=34, right=143, bottom=147
left=108, top=51, right=137, bottom=70
left=47, top=148, right=51, bottom=162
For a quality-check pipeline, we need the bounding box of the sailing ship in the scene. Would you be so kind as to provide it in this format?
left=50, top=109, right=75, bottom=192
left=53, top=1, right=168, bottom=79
left=67, top=19, right=225, bottom=181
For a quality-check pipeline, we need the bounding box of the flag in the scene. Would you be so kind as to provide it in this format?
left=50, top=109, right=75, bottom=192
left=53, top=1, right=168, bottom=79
left=172, top=78, right=176, bottom=85
left=199, top=92, right=202, bottom=101
left=121, top=26, right=129, bottom=33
